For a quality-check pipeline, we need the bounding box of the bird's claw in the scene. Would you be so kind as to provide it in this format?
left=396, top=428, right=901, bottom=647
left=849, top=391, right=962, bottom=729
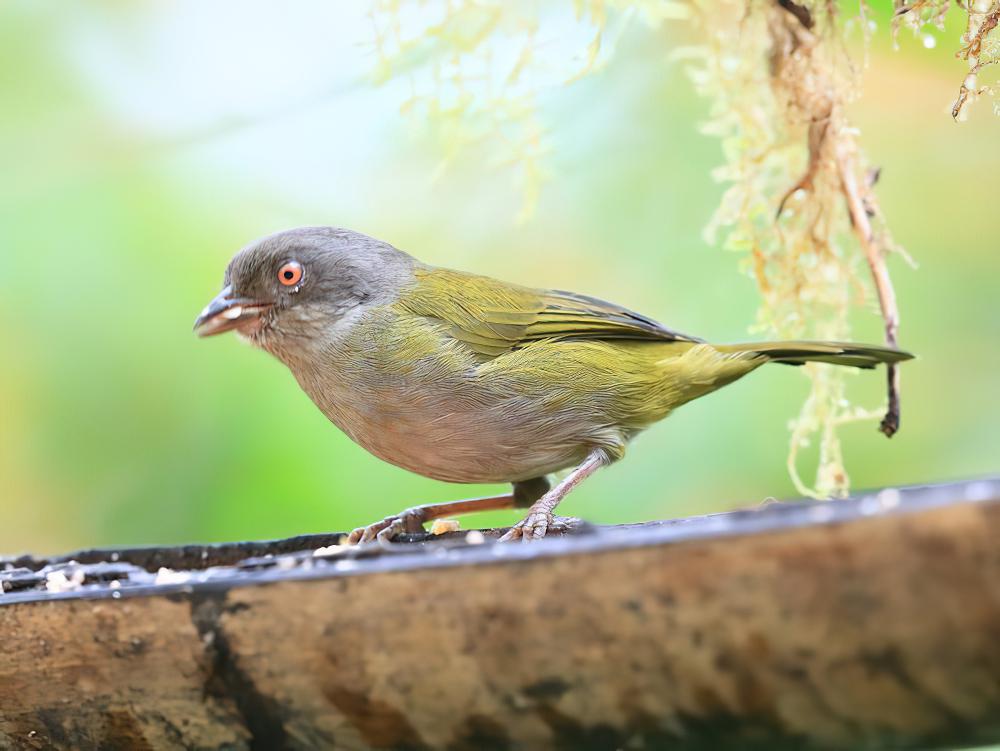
left=345, top=507, right=428, bottom=546
left=497, top=513, right=581, bottom=543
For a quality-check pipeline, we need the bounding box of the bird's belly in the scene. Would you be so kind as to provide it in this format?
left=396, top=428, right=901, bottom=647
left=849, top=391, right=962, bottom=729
left=300, top=377, right=587, bottom=484
left=340, top=401, right=585, bottom=484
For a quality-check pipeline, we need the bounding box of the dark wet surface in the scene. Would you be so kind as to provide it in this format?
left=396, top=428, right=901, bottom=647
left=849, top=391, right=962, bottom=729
left=2, top=477, right=997, bottom=606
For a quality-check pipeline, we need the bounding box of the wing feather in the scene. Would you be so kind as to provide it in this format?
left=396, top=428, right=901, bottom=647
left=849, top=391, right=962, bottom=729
left=396, top=267, right=701, bottom=358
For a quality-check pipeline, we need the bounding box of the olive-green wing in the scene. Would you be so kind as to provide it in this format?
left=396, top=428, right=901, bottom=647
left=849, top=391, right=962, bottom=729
left=396, top=267, right=702, bottom=358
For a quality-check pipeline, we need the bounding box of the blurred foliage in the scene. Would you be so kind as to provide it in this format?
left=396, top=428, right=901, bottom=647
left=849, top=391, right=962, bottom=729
left=368, top=0, right=688, bottom=219
left=892, top=0, right=1000, bottom=118
left=681, top=1, right=901, bottom=498
left=0, top=1, right=998, bottom=553
left=685, top=0, right=1000, bottom=496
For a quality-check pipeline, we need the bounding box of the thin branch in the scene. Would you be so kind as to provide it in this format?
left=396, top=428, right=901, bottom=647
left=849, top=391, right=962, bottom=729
left=952, top=56, right=1000, bottom=119
left=835, top=139, right=902, bottom=437
left=777, top=0, right=815, bottom=29
left=776, top=115, right=830, bottom=218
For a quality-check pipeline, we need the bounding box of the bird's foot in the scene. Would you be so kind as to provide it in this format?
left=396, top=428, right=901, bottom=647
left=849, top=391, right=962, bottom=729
left=497, top=513, right=582, bottom=543
left=343, top=493, right=523, bottom=546
left=345, top=507, right=428, bottom=546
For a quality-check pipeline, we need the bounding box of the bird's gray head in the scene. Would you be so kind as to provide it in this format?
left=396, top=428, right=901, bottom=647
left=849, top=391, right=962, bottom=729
left=194, top=226, right=415, bottom=356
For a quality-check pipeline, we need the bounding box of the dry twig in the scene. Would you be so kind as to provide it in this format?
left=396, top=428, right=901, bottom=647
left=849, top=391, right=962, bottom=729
left=835, top=142, right=903, bottom=436
left=774, top=0, right=905, bottom=438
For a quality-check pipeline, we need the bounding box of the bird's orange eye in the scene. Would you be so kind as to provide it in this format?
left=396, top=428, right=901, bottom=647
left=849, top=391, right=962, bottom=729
left=278, top=261, right=303, bottom=287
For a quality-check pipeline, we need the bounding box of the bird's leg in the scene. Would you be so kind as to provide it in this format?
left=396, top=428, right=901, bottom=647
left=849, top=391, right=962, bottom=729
left=498, top=449, right=608, bottom=543
left=346, top=493, right=516, bottom=545
left=345, top=476, right=552, bottom=545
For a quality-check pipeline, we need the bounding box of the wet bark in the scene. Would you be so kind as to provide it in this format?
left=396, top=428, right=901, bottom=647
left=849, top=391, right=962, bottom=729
left=1, top=479, right=999, bottom=750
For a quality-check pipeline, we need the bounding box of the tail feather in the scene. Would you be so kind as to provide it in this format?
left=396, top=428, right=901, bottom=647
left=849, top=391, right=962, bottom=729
left=716, top=341, right=914, bottom=370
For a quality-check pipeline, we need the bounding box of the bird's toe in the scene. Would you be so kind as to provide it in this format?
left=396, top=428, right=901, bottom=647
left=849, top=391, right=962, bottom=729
left=499, top=511, right=552, bottom=543
left=498, top=513, right=585, bottom=543
left=375, top=517, right=406, bottom=546
left=496, top=523, right=525, bottom=543
left=522, top=512, right=550, bottom=543
left=345, top=507, right=429, bottom=546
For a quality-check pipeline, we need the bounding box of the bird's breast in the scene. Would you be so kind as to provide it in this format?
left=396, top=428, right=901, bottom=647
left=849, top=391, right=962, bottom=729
left=285, top=333, right=586, bottom=484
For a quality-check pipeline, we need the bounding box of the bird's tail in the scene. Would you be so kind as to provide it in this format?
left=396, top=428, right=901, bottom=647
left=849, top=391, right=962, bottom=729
left=715, top=341, right=914, bottom=369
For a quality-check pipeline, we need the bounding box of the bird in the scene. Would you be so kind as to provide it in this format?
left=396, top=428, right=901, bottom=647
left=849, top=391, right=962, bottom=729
left=194, top=226, right=912, bottom=544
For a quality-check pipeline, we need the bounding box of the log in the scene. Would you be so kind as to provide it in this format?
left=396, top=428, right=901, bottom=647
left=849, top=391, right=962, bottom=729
left=1, top=478, right=999, bottom=750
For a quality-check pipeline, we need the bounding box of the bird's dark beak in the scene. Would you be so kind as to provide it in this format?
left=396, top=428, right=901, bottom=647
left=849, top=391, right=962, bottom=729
left=193, top=285, right=274, bottom=337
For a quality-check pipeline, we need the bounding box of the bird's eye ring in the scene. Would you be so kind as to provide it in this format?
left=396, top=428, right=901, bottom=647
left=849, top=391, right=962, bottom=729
left=278, top=260, right=303, bottom=287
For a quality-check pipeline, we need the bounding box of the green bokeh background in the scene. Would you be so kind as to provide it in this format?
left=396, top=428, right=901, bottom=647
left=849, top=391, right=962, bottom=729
left=1, top=3, right=997, bottom=554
